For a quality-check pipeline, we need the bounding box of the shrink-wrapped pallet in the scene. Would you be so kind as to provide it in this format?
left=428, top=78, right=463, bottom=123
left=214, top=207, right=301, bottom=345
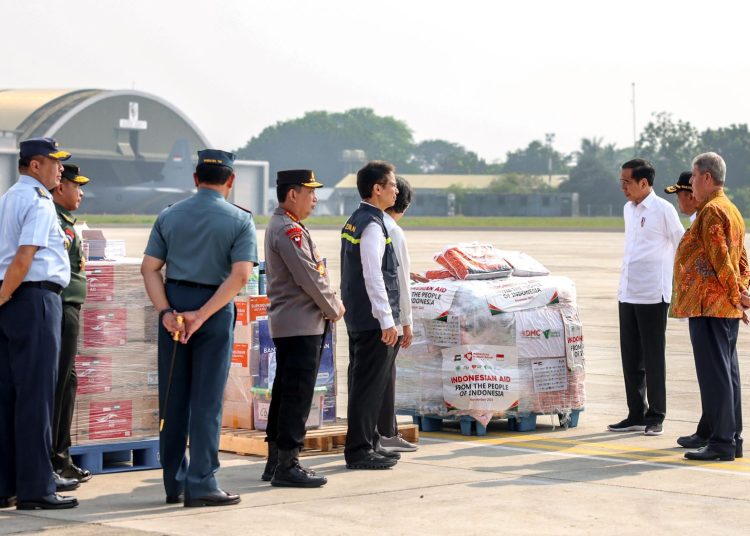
left=397, top=245, right=585, bottom=426
left=71, top=258, right=160, bottom=445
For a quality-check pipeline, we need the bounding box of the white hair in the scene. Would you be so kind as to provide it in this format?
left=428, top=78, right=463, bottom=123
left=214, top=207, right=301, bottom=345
left=692, top=152, right=726, bottom=185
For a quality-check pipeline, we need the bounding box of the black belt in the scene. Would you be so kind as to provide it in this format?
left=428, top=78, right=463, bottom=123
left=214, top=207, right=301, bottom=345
left=1, top=281, right=64, bottom=295
left=165, top=278, right=220, bottom=290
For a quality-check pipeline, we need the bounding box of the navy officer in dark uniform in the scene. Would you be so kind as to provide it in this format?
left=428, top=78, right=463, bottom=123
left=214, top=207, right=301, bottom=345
left=0, top=137, right=78, bottom=510
left=51, top=164, right=92, bottom=483
left=141, top=149, right=257, bottom=507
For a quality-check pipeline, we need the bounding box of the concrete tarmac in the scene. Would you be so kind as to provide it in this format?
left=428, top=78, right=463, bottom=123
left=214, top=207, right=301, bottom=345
left=3, top=228, right=749, bottom=534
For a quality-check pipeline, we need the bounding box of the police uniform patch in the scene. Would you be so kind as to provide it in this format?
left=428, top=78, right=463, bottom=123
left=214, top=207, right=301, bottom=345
left=285, top=227, right=303, bottom=248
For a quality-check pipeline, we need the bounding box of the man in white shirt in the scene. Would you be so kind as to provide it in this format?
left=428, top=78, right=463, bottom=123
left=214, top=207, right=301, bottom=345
left=340, top=161, right=401, bottom=470
left=378, top=176, right=418, bottom=453
left=609, top=158, right=684, bottom=436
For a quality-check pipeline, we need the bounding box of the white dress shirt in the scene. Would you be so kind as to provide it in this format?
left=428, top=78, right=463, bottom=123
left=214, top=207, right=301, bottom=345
left=619, top=190, right=684, bottom=304
left=689, top=212, right=696, bottom=225
left=360, top=202, right=395, bottom=330
left=383, top=212, right=412, bottom=333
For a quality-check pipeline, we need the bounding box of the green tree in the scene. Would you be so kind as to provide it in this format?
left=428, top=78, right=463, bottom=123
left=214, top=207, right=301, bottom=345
left=637, top=112, right=700, bottom=184
left=502, top=140, right=570, bottom=174
left=558, top=137, right=627, bottom=212
left=700, top=124, right=750, bottom=189
left=236, top=108, right=415, bottom=185
left=409, top=139, right=498, bottom=174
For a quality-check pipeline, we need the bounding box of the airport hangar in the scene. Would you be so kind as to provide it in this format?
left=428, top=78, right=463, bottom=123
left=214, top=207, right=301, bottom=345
left=0, top=89, right=268, bottom=214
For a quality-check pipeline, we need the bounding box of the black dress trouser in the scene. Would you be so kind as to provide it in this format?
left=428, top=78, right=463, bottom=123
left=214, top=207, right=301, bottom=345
left=689, top=317, right=743, bottom=452
left=345, top=329, right=401, bottom=461
left=266, top=334, right=324, bottom=451
left=377, top=346, right=401, bottom=438
left=618, top=301, right=669, bottom=424
left=51, top=303, right=80, bottom=471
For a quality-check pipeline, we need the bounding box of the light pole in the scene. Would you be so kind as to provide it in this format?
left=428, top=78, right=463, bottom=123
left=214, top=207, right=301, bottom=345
left=545, top=132, right=555, bottom=185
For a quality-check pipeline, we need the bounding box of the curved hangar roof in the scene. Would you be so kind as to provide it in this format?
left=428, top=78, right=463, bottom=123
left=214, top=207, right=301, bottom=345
left=0, top=89, right=215, bottom=213
left=0, top=88, right=209, bottom=159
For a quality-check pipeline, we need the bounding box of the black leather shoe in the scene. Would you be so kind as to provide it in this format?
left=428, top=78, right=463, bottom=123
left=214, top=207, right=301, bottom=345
left=261, top=441, right=278, bottom=482
left=375, top=446, right=401, bottom=460
left=166, top=494, right=183, bottom=504
left=0, top=496, right=17, bottom=508
left=271, top=448, right=327, bottom=488
left=684, top=445, right=735, bottom=461
left=184, top=489, right=240, bottom=507
left=16, top=494, right=78, bottom=510
left=58, top=464, right=92, bottom=483
left=736, top=437, right=743, bottom=458
left=677, top=433, right=708, bottom=449
left=53, top=472, right=80, bottom=492
left=346, top=450, right=397, bottom=470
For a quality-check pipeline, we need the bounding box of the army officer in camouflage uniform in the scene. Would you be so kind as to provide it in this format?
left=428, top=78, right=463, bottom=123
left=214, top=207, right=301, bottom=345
left=50, top=164, right=92, bottom=483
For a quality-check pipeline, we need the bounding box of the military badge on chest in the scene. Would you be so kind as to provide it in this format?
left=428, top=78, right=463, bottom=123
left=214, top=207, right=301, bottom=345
left=63, top=228, right=76, bottom=251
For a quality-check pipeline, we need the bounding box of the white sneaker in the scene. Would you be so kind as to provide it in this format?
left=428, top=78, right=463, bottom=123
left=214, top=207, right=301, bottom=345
left=379, top=434, right=418, bottom=452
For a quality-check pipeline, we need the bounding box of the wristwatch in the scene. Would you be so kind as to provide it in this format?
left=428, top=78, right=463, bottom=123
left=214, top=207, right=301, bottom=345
left=159, top=307, right=175, bottom=321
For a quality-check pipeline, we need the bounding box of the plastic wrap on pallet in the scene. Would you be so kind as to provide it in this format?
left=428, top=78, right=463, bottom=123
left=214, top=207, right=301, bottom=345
left=72, top=258, right=161, bottom=445
left=397, top=251, right=585, bottom=425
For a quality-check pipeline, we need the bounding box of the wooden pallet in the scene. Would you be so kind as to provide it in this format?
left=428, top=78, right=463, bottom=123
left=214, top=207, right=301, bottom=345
left=219, top=421, right=419, bottom=457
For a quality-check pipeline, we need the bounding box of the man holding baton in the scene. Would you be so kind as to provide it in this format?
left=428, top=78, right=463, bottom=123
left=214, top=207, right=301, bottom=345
left=142, top=149, right=257, bottom=506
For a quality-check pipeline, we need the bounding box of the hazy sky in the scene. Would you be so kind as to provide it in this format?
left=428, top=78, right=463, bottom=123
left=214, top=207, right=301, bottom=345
left=5, top=0, right=749, bottom=163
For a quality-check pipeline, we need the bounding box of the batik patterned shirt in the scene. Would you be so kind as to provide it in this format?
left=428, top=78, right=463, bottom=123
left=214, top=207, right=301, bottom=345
left=672, top=190, right=750, bottom=318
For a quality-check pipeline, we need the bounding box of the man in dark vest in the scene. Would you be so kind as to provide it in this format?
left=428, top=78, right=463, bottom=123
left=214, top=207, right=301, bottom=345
left=340, top=161, right=402, bottom=470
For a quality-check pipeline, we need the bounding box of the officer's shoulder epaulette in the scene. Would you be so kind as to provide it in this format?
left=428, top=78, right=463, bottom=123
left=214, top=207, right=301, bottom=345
left=59, top=212, right=75, bottom=224
left=232, top=203, right=253, bottom=216
left=35, top=187, right=49, bottom=199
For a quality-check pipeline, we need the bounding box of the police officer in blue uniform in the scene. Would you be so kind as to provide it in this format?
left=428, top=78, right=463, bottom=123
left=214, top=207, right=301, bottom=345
left=142, top=149, right=257, bottom=507
left=0, top=137, right=79, bottom=510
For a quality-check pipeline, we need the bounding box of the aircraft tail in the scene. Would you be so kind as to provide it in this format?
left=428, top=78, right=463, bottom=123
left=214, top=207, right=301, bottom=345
left=159, top=139, right=193, bottom=185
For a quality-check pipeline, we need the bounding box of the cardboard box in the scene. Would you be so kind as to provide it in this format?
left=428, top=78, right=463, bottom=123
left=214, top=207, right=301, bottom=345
left=222, top=400, right=253, bottom=429
left=230, top=342, right=251, bottom=377
left=85, top=260, right=149, bottom=303
left=80, top=305, right=157, bottom=349
left=235, top=295, right=269, bottom=325
left=76, top=355, right=113, bottom=394
left=323, top=393, right=337, bottom=423
left=233, top=322, right=252, bottom=345
left=224, top=375, right=253, bottom=402
left=72, top=394, right=159, bottom=443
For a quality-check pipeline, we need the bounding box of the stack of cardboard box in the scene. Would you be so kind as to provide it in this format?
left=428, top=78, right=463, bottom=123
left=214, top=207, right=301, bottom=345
left=71, top=259, right=159, bottom=445
left=222, top=294, right=338, bottom=431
